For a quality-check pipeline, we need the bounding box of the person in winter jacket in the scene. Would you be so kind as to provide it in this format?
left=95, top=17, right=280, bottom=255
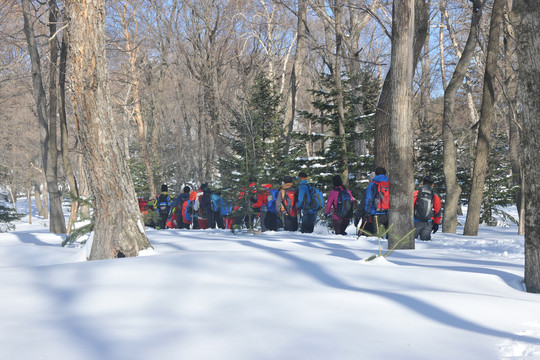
left=252, top=184, right=272, bottom=231
left=275, top=176, right=298, bottom=232
left=156, top=184, right=172, bottom=229
left=297, top=172, right=317, bottom=233
left=413, top=176, right=442, bottom=241
left=173, top=186, right=191, bottom=229
left=196, top=183, right=213, bottom=230
left=364, top=167, right=389, bottom=232
left=324, top=175, right=355, bottom=235
left=354, top=172, right=375, bottom=236
left=210, top=190, right=225, bottom=229
left=235, top=177, right=260, bottom=229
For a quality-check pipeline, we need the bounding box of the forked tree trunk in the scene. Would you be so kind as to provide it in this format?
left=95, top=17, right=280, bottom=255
left=442, top=2, right=483, bottom=234
left=463, top=0, right=504, bottom=236
left=513, top=0, right=540, bottom=293
left=388, top=0, right=415, bottom=249
left=67, top=0, right=151, bottom=260
left=374, top=0, right=428, bottom=169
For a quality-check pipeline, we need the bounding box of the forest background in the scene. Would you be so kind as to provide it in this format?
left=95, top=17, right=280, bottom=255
left=1, top=0, right=537, bottom=276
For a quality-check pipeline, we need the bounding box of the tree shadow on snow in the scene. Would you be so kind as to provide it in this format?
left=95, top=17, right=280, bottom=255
left=237, top=239, right=540, bottom=346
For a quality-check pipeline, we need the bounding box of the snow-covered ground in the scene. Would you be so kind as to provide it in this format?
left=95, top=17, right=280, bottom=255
left=1, top=200, right=539, bottom=360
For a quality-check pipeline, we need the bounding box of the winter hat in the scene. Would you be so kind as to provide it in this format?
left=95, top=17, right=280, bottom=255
left=283, top=176, right=294, bottom=184
left=183, top=186, right=191, bottom=193
left=200, top=183, right=208, bottom=191
left=161, top=184, right=168, bottom=192
left=298, top=171, right=307, bottom=179
left=332, top=175, right=343, bottom=187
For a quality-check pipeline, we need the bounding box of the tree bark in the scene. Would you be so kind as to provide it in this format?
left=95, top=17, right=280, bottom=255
left=512, top=0, right=540, bottom=293
left=21, top=0, right=66, bottom=233
left=59, top=16, right=79, bottom=235
left=374, top=0, right=428, bottom=169
left=442, top=2, right=483, bottom=234
left=463, top=0, right=504, bottom=236
left=332, top=0, right=349, bottom=183
left=283, top=0, right=307, bottom=155
left=388, top=0, right=415, bottom=249
left=67, top=0, right=152, bottom=260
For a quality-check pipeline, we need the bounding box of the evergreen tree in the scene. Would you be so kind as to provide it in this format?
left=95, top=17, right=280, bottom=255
left=0, top=204, right=24, bottom=233
left=218, top=72, right=285, bottom=189
left=295, top=70, right=379, bottom=195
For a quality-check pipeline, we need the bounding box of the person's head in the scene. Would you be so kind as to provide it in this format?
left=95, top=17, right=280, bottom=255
left=375, top=167, right=386, bottom=176
left=283, top=176, right=294, bottom=184
left=200, top=183, right=208, bottom=191
left=183, top=186, right=191, bottom=193
left=248, top=176, right=256, bottom=184
left=423, top=176, right=435, bottom=186
left=161, top=184, right=168, bottom=192
left=332, top=175, right=343, bottom=187
left=298, top=171, right=308, bottom=180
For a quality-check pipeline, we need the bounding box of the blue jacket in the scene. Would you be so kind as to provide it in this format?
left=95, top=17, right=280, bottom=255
left=365, top=174, right=389, bottom=215
left=297, top=179, right=318, bottom=215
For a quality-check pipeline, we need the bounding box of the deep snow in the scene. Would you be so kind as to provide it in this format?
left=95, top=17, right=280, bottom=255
left=1, top=200, right=539, bottom=360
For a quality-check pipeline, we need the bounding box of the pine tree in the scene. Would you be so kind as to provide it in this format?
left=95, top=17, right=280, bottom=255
left=218, top=72, right=285, bottom=189
left=296, top=70, right=379, bottom=194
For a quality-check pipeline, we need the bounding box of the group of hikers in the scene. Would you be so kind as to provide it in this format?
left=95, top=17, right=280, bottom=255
left=138, top=167, right=442, bottom=241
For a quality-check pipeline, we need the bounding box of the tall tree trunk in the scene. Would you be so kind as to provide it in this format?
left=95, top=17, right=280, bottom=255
left=374, top=0, right=428, bottom=169
left=464, top=0, right=504, bottom=236
left=388, top=0, right=415, bottom=249
left=513, top=0, right=540, bottom=293
left=21, top=0, right=66, bottom=233
left=67, top=0, right=152, bottom=260
left=59, top=22, right=79, bottom=235
left=283, top=0, right=307, bottom=155
left=503, top=0, right=523, bottom=234
left=332, top=1, right=348, bottom=183
left=442, top=2, right=483, bottom=234
left=119, top=2, right=157, bottom=196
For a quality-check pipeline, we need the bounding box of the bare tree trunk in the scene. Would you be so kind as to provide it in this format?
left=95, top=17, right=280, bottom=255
left=464, top=0, right=504, bottom=236
left=21, top=0, right=66, bottom=233
left=388, top=0, right=415, bottom=249
left=332, top=1, right=348, bottom=183
left=513, top=0, right=540, bottom=293
left=33, top=183, right=44, bottom=217
left=442, top=2, right=483, bottom=234
left=59, top=22, right=79, bottom=235
left=374, top=0, right=428, bottom=169
left=283, top=0, right=307, bottom=154
left=67, top=0, right=151, bottom=260
left=118, top=1, right=157, bottom=196
left=503, top=1, right=523, bottom=234
left=27, top=187, right=32, bottom=225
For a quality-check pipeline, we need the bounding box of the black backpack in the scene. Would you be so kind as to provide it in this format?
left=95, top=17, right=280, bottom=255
left=336, top=189, right=353, bottom=219
left=414, top=186, right=434, bottom=222
left=157, top=194, right=171, bottom=215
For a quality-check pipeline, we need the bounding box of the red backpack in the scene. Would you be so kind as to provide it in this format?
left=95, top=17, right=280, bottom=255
left=372, top=180, right=389, bottom=212
left=281, top=188, right=297, bottom=217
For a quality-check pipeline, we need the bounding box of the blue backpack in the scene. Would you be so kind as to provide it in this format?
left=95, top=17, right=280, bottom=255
left=211, top=193, right=223, bottom=213
left=183, top=200, right=193, bottom=222
left=302, top=183, right=324, bottom=211
left=220, top=202, right=233, bottom=217
left=267, top=189, right=279, bottom=214
left=336, top=189, right=353, bottom=219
